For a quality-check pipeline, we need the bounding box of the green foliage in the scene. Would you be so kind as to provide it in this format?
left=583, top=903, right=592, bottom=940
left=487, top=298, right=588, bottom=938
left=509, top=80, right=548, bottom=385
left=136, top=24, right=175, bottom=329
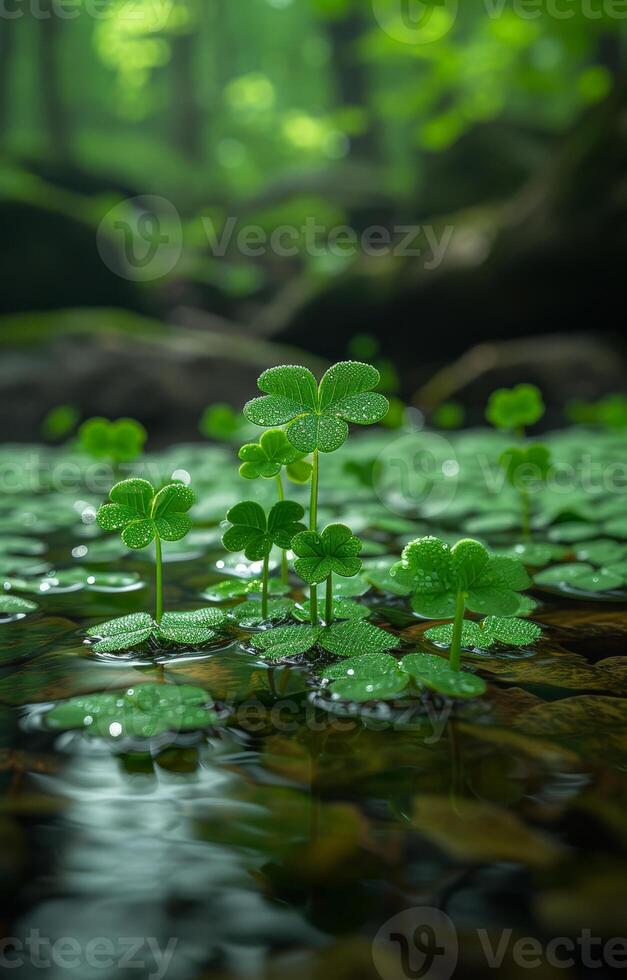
left=87, top=608, right=227, bottom=653
left=222, top=500, right=305, bottom=561
left=78, top=417, right=146, bottom=463
left=293, top=597, right=370, bottom=623
left=432, top=402, right=465, bottom=430
left=390, top=536, right=531, bottom=618
left=45, top=685, right=221, bottom=738
left=41, top=404, right=80, bottom=442
left=250, top=620, right=397, bottom=661
left=238, top=429, right=311, bottom=482
left=320, top=651, right=486, bottom=702
left=292, top=524, right=363, bottom=585
left=567, top=395, right=627, bottom=429
left=199, top=404, right=246, bottom=441
left=535, top=564, right=624, bottom=594
left=426, top=616, right=543, bottom=651
left=499, top=444, right=552, bottom=487
left=486, top=385, right=545, bottom=432
left=201, top=577, right=289, bottom=601
left=244, top=362, right=389, bottom=454
left=97, top=479, right=195, bottom=549
left=0, top=595, right=38, bottom=615
left=229, top=598, right=295, bottom=627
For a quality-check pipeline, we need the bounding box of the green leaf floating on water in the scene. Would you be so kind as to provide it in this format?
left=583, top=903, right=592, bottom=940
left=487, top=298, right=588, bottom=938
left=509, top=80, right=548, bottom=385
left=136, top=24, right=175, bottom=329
left=222, top=500, right=306, bottom=561
left=87, top=608, right=227, bottom=653
left=45, top=684, right=220, bottom=738
left=238, top=429, right=311, bottom=481
left=574, top=539, right=627, bottom=566
left=201, top=578, right=289, bottom=601
left=319, top=651, right=486, bottom=702
left=426, top=616, right=543, bottom=651
left=292, top=524, right=363, bottom=585
left=97, top=479, right=195, bottom=549
left=0, top=595, right=38, bottom=615
left=243, top=361, right=389, bottom=454
left=229, top=598, right=295, bottom=627
left=389, top=536, right=531, bottom=617
left=495, top=542, right=568, bottom=568
left=535, top=563, right=624, bottom=593
left=292, top=598, right=370, bottom=623
left=250, top=620, right=397, bottom=660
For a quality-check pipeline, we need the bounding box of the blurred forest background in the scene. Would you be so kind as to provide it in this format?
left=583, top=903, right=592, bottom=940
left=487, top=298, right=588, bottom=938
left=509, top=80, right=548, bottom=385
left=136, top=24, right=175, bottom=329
left=0, top=0, right=626, bottom=442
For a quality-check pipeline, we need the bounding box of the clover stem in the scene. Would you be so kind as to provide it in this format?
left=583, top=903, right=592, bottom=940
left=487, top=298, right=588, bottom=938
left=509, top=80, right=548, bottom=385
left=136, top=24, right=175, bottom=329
left=449, top=590, right=466, bottom=672
left=262, top=552, right=269, bottom=620
left=520, top=486, right=531, bottom=540
left=309, top=449, right=320, bottom=625
left=325, top=573, right=333, bottom=625
left=276, top=474, right=288, bottom=585
left=154, top=535, right=163, bottom=624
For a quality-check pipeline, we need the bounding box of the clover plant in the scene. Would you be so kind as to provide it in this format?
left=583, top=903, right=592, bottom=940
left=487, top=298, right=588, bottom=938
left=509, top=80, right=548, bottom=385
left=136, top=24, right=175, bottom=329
left=389, top=536, right=533, bottom=671
left=199, top=403, right=245, bottom=441
left=222, top=500, right=306, bottom=620
left=486, top=384, right=545, bottom=435
left=96, top=478, right=195, bottom=625
left=238, top=429, right=311, bottom=583
left=320, top=652, right=486, bottom=702
left=292, top=523, right=363, bottom=625
left=87, top=608, right=227, bottom=653
left=243, top=361, right=389, bottom=621
left=499, top=443, right=552, bottom=539
left=78, top=417, right=146, bottom=466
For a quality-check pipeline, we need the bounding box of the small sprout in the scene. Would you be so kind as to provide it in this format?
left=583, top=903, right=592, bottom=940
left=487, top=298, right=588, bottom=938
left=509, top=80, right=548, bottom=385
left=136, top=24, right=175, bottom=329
left=390, top=536, right=533, bottom=671
left=238, top=429, right=311, bottom=482
left=97, top=478, right=195, bottom=625
left=199, top=403, right=246, bottom=441
left=486, top=384, right=544, bottom=433
left=499, top=443, right=553, bottom=539
left=78, top=417, right=146, bottom=464
left=87, top=608, right=227, bottom=653
left=292, top=523, right=363, bottom=626
left=222, top=500, right=305, bottom=620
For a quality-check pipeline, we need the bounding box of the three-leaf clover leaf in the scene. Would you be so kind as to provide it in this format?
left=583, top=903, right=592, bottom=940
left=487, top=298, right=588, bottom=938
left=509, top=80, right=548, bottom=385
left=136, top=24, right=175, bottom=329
left=78, top=417, right=146, bottom=463
left=243, top=361, right=389, bottom=454
left=319, top=651, right=486, bottom=702
left=292, top=524, right=363, bottom=586
left=238, top=429, right=311, bottom=482
left=499, top=444, right=552, bottom=488
left=222, top=500, right=306, bottom=561
left=250, top=620, right=398, bottom=661
left=486, top=384, right=545, bottom=432
left=426, top=616, right=543, bottom=651
left=87, top=608, right=227, bottom=653
left=97, top=479, right=195, bottom=549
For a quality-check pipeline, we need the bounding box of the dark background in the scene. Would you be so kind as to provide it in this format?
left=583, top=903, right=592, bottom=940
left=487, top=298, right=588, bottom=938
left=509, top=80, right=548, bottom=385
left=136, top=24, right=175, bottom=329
left=1, top=0, right=626, bottom=442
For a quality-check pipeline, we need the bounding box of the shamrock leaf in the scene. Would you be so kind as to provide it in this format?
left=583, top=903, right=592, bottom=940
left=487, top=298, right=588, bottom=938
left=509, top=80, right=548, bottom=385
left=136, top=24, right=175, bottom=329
left=390, top=536, right=531, bottom=618
left=229, top=598, right=295, bottom=627
left=499, top=444, right=552, bottom=487
left=292, top=524, right=363, bottom=585
left=97, top=479, right=195, bottom=550
left=78, top=417, right=146, bottom=463
left=45, top=684, right=222, bottom=738
left=293, top=598, right=370, bottom=623
left=250, top=619, right=397, bottom=661
left=426, top=616, right=543, bottom=651
left=486, top=384, right=544, bottom=431
left=238, top=429, right=311, bottom=482
left=201, top=577, right=289, bottom=602
left=222, top=500, right=306, bottom=561
left=243, top=361, right=389, bottom=454
left=318, top=651, right=486, bottom=702
left=86, top=609, right=227, bottom=653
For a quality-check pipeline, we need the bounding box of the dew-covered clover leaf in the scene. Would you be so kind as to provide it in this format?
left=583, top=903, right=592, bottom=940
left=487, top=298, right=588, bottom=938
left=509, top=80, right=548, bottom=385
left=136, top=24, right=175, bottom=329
left=390, top=536, right=531, bottom=618
left=486, top=384, right=545, bottom=431
left=229, top=598, right=295, bottom=627
left=293, top=597, right=370, bottom=623
left=222, top=500, right=306, bottom=561
left=201, top=577, right=289, bottom=602
left=499, top=444, right=552, bottom=487
left=238, top=429, right=312, bottom=483
left=292, top=524, right=363, bottom=586
left=78, top=417, right=146, bottom=463
left=250, top=619, right=397, bottom=661
left=426, top=616, right=543, bottom=651
left=243, top=361, right=389, bottom=454
left=97, top=479, right=195, bottom=550
left=318, top=651, right=486, bottom=702
left=86, top=608, right=227, bottom=653
left=44, top=684, right=221, bottom=738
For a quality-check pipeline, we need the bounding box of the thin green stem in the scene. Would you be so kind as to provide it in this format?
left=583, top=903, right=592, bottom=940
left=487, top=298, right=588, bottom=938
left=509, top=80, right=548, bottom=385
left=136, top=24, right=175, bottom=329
left=325, top=573, right=333, bottom=625
left=520, top=486, right=531, bottom=540
left=309, top=450, right=320, bottom=625
left=276, top=474, right=288, bottom=585
left=262, top=552, right=269, bottom=620
left=154, top=535, right=163, bottom=624
left=449, top=590, right=466, bottom=672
